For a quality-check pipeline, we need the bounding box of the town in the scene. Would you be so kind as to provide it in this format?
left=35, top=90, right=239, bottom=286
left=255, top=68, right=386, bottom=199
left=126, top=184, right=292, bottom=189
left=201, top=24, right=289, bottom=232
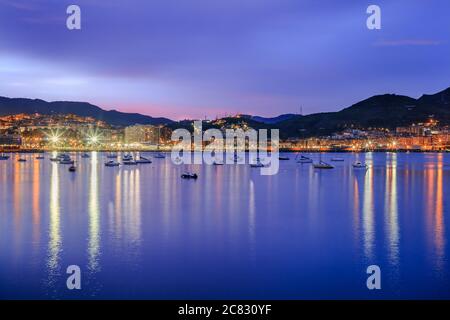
left=1, top=113, right=449, bottom=152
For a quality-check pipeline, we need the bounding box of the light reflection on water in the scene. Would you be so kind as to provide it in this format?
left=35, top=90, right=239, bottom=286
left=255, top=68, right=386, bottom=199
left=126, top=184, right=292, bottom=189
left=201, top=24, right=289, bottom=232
left=0, top=152, right=449, bottom=299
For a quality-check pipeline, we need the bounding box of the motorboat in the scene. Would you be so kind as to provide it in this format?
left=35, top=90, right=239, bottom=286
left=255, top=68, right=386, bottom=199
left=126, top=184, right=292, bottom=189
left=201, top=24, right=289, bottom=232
left=0, top=153, right=10, bottom=160
left=105, top=160, right=120, bottom=167
left=69, top=165, right=76, bottom=172
left=122, top=154, right=137, bottom=165
left=352, top=161, right=367, bottom=169
left=17, top=158, right=27, bottom=162
left=35, top=155, right=45, bottom=160
left=313, top=161, right=334, bottom=169
left=59, top=155, right=75, bottom=165
left=122, top=154, right=133, bottom=161
left=135, top=156, right=152, bottom=164
left=279, top=156, right=290, bottom=161
left=296, top=155, right=313, bottom=163
left=213, top=161, right=224, bottom=166
left=81, top=153, right=90, bottom=158
left=181, top=172, right=198, bottom=179
left=106, top=152, right=118, bottom=159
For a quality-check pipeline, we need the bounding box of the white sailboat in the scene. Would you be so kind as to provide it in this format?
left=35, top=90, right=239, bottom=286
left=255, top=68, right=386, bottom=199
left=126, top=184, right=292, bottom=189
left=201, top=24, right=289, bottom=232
left=313, top=154, right=334, bottom=169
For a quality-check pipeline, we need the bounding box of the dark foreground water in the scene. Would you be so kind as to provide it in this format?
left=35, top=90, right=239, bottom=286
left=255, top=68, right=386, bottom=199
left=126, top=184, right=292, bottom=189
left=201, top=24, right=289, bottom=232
left=0, top=152, right=449, bottom=299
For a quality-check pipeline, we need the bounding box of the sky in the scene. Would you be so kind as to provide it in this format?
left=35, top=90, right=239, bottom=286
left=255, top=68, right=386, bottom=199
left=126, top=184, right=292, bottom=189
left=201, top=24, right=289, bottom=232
left=0, top=0, right=449, bottom=120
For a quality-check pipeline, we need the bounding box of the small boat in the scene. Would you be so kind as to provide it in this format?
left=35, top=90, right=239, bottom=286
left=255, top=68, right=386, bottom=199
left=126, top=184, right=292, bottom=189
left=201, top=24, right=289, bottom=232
left=250, top=158, right=265, bottom=168
left=122, top=155, right=137, bottom=165
left=352, top=161, right=367, bottom=169
left=51, top=153, right=68, bottom=162
left=122, top=153, right=133, bottom=160
left=153, top=153, right=166, bottom=159
left=59, top=155, right=74, bottom=165
left=135, top=156, right=152, bottom=164
left=106, top=153, right=118, bottom=159
left=17, top=158, right=27, bottom=162
left=0, top=153, right=10, bottom=160
left=313, top=161, right=334, bottom=169
left=313, top=153, right=334, bottom=169
left=81, top=153, right=90, bottom=158
left=279, top=156, right=290, bottom=161
left=181, top=172, right=198, bottom=179
left=296, top=155, right=313, bottom=163
left=69, top=165, right=76, bottom=172
left=331, top=157, right=344, bottom=162
left=36, top=155, right=45, bottom=160
left=123, top=160, right=137, bottom=165
left=105, top=160, right=120, bottom=167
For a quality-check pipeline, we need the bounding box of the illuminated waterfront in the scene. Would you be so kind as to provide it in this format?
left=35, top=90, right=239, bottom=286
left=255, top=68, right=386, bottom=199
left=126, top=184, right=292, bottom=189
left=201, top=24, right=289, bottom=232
left=0, top=152, right=449, bottom=299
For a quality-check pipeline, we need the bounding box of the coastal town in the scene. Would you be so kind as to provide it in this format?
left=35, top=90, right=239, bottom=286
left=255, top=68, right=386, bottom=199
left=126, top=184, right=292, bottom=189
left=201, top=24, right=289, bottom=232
left=1, top=112, right=449, bottom=152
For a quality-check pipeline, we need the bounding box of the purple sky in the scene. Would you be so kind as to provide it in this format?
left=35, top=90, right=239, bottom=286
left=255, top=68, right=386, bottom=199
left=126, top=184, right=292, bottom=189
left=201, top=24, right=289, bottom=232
left=0, top=0, right=449, bottom=120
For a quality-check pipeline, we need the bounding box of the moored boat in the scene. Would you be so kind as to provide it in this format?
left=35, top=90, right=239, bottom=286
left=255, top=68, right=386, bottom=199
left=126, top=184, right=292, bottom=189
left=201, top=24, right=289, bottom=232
left=352, top=161, right=367, bottom=169
left=313, top=161, right=334, bottom=169
left=250, top=157, right=265, bottom=168
left=105, top=160, right=120, bottom=167
left=181, top=172, right=198, bottom=179
left=135, top=156, right=152, bottom=164
left=59, top=155, right=75, bottom=165
left=296, top=155, right=313, bottom=163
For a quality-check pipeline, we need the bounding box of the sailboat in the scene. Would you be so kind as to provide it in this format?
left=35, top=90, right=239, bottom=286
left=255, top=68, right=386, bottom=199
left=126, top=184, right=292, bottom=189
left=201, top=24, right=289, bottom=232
left=296, top=154, right=313, bottom=163
left=313, top=154, right=334, bottom=169
left=250, top=157, right=265, bottom=168
left=135, top=155, right=152, bottom=164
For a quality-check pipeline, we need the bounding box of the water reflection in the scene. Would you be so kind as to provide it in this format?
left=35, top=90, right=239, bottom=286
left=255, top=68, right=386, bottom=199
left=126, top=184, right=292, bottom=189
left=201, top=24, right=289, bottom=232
left=46, top=162, right=61, bottom=290
left=385, top=153, right=399, bottom=267
left=362, top=153, right=375, bottom=261
left=434, top=154, right=445, bottom=273
left=249, top=179, right=256, bottom=258
left=1, top=152, right=449, bottom=299
left=88, top=152, right=100, bottom=272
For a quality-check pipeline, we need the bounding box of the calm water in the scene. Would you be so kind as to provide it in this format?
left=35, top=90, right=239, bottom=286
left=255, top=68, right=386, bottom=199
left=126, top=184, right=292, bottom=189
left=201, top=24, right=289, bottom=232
left=0, top=152, right=449, bottom=299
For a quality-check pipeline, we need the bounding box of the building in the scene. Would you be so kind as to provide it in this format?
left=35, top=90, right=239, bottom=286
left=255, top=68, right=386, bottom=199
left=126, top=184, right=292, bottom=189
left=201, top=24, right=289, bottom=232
left=0, top=134, right=22, bottom=146
left=124, top=125, right=159, bottom=145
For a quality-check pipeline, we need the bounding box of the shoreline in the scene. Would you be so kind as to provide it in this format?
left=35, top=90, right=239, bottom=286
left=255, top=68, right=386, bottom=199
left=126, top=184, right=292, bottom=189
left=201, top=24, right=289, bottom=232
left=1, top=149, right=449, bottom=154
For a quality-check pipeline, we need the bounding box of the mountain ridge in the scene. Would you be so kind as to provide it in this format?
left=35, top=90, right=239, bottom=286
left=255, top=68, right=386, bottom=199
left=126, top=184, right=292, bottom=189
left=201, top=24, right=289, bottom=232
left=0, top=96, right=173, bottom=126
left=1, top=86, right=450, bottom=137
